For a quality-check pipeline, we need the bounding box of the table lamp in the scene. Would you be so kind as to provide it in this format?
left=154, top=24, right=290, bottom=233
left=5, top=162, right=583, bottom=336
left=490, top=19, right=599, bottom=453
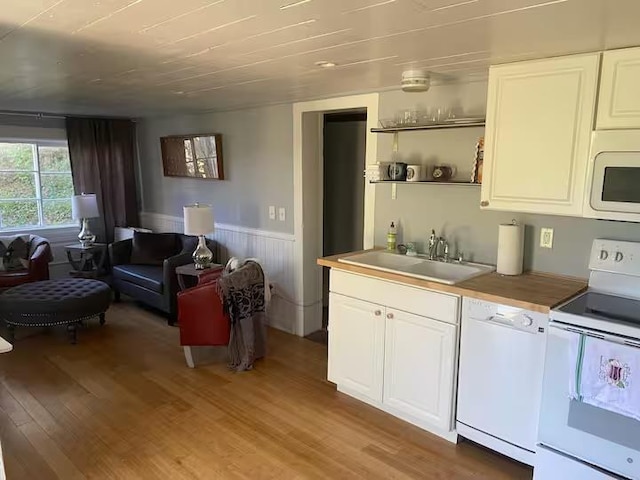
left=72, top=193, right=100, bottom=247
left=183, top=203, right=214, bottom=270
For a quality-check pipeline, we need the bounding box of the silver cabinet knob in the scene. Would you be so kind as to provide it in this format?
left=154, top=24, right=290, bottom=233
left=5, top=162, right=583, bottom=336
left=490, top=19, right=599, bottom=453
left=374, top=310, right=382, bottom=316
left=599, top=250, right=609, bottom=261
left=615, top=252, right=624, bottom=263
left=480, top=200, right=489, bottom=207
left=387, top=313, right=394, bottom=319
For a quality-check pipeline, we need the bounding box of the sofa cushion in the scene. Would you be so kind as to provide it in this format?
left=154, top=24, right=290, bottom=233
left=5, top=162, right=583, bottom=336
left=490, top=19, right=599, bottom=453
left=112, top=264, right=164, bottom=293
left=0, top=235, right=30, bottom=272
left=130, top=232, right=177, bottom=266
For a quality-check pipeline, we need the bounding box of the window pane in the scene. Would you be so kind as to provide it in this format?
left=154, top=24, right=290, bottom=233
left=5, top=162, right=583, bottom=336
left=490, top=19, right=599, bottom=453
left=38, top=146, right=71, bottom=172
left=40, top=173, right=74, bottom=199
left=0, top=200, right=39, bottom=229
left=42, top=199, right=73, bottom=226
left=0, top=172, right=37, bottom=199
left=0, top=143, right=34, bottom=171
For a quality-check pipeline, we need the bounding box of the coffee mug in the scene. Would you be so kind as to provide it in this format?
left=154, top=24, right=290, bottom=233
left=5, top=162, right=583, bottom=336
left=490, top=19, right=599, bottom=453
left=406, top=165, right=423, bottom=182
left=388, top=162, right=407, bottom=181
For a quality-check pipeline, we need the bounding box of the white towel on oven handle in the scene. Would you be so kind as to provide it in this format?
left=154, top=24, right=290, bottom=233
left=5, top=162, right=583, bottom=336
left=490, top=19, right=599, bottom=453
left=574, top=335, right=640, bottom=421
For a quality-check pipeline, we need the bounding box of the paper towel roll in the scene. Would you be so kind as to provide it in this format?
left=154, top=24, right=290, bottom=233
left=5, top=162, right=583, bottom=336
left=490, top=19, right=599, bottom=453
left=497, top=222, right=524, bottom=275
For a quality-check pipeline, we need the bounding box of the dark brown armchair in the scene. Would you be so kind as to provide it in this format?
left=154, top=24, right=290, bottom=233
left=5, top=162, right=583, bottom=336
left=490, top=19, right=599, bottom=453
left=109, top=231, right=216, bottom=324
left=0, top=235, right=52, bottom=290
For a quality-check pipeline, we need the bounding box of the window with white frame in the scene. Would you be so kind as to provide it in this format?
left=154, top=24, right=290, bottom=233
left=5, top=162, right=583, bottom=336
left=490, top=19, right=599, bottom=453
left=0, top=141, right=74, bottom=231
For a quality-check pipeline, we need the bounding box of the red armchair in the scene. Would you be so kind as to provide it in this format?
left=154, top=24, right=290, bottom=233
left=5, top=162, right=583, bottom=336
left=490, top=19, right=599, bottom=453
left=0, top=235, right=52, bottom=290
left=177, top=275, right=230, bottom=367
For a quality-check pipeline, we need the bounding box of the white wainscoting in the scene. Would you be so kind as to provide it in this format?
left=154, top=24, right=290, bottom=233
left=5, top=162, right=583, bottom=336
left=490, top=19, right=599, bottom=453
left=139, top=212, right=298, bottom=334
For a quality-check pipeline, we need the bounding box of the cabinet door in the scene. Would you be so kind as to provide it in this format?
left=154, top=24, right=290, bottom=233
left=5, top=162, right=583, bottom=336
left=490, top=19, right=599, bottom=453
left=328, top=293, right=385, bottom=402
left=597, top=47, right=640, bottom=130
left=481, top=53, right=600, bottom=216
left=383, top=309, right=457, bottom=432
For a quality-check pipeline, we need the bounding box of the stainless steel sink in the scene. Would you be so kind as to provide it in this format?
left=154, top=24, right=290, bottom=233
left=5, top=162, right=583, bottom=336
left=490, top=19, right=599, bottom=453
left=337, top=251, right=495, bottom=285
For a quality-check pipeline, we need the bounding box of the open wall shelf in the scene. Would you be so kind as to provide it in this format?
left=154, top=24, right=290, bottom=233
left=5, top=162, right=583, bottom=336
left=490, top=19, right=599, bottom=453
left=370, top=180, right=481, bottom=186
left=371, top=121, right=485, bottom=133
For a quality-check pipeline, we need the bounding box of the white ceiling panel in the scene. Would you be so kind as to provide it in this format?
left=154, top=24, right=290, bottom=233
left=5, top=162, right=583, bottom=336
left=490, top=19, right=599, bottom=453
left=0, top=0, right=638, bottom=116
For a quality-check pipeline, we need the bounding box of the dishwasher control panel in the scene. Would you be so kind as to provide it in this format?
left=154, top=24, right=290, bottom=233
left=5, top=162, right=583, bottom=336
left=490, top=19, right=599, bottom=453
left=463, top=297, right=548, bottom=334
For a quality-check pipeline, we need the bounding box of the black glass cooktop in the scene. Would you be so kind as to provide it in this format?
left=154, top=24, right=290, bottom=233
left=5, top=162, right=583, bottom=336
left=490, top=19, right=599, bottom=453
left=559, top=292, right=640, bottom=326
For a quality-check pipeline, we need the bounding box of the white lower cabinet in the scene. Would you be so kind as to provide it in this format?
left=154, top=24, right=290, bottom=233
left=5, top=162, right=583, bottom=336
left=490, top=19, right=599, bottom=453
left=328, top=293, right=385, bottom=402
left=383, top=308, right=457, bottom=433
left=328, top=270, right=460, bottom=442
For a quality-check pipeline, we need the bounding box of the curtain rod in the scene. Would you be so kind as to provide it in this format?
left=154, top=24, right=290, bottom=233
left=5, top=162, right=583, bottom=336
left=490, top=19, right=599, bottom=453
left=0, top=110, right=65, bottom=120
left=0, top=110, right=137, bottom=122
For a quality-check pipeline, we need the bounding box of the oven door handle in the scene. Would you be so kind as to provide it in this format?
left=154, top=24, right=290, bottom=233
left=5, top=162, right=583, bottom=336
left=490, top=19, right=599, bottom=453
left=550, top=321, right=640, bottom=348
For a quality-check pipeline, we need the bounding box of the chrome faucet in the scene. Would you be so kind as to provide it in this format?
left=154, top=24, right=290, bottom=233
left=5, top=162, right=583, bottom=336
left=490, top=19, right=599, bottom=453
left=428, top=230, right=450, bottom=262
left=428, top=230, right=438, bottom=260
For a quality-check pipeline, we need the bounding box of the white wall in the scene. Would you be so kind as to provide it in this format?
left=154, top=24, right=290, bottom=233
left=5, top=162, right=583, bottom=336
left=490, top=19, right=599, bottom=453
left=374, top=82, right=640, bottom=278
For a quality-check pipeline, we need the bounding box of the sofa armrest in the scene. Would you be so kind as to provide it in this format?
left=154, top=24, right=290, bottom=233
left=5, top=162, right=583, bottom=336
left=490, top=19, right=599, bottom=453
left=109, top=239, right=132, bottom=266
left=163, top=252, right=194, bottom=314
left=28, top=243, right=51, bottom=281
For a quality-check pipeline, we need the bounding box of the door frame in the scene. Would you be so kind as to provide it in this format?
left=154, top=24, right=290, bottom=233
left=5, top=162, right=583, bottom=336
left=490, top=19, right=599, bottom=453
left=293, top=93, right=379, bottom=336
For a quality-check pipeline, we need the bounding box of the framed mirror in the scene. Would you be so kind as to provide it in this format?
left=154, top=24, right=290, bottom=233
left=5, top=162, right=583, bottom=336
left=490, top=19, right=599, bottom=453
left=160, top=133, right=224, bottom=180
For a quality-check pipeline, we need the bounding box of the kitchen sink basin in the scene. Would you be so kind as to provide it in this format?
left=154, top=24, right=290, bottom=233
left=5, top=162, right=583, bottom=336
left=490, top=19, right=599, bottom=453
left=337, top=250, right=495, bottom=285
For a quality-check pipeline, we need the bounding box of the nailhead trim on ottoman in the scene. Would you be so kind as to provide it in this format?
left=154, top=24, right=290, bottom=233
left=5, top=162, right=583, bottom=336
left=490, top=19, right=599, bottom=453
left=0, top=278, right=112, bottom=345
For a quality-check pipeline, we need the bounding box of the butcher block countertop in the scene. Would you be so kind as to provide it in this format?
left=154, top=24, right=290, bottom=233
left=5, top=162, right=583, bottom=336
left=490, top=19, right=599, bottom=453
left=318, top=251, right=587, bottom=313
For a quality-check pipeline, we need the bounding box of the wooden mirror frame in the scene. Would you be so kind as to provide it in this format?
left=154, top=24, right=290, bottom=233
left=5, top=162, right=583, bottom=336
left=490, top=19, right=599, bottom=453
left=160, top=133, right=224, bottom=180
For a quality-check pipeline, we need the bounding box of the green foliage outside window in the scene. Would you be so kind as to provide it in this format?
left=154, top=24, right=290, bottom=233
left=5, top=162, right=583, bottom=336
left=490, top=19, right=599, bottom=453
left=0, top=143, right=74, bottom=230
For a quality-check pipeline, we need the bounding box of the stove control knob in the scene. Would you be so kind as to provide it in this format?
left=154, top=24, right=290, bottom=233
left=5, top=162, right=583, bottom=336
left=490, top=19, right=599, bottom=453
left=615, top=252, right=624, bottom=263
left=599, top=250, right=609, bottom=261
left=522, top=315, right=533, bottom=327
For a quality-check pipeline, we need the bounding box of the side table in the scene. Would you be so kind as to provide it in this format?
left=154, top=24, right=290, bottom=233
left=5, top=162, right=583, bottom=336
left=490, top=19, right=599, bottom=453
left=176, top=263, right=224, bottom=291
left=65, top=243, right=108, bottom=279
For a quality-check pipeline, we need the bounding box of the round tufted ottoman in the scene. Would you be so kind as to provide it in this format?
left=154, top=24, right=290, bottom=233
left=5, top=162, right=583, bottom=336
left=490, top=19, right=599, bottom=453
left=0, top=278, right=111, bottom=344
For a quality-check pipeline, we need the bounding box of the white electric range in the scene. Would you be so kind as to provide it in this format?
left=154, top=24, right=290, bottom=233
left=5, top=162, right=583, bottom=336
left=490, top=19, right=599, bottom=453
left=536, top=239, right=640, bottom=480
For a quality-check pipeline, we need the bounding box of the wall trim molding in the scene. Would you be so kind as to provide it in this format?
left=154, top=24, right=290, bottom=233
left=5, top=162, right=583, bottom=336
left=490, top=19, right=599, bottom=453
left=139, top=212, right=295, bottom=242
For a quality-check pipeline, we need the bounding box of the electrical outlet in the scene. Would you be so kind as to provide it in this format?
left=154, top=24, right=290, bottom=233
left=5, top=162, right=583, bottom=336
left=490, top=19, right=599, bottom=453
left=540, top=228, right=554, bottom=249
left=268, top=206, right=276, bottom=220
left=278, top=207, right=286, bottom=222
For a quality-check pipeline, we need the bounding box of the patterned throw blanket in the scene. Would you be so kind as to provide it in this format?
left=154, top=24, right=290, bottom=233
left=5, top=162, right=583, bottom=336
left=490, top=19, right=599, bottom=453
left=216, top=260, right=267, bottom=371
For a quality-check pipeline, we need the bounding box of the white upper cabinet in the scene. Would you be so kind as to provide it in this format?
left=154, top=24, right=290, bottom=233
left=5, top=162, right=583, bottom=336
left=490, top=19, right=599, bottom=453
left=597, top=47, right=640, bottom=130
left=481, top=54, right=600, bottom=216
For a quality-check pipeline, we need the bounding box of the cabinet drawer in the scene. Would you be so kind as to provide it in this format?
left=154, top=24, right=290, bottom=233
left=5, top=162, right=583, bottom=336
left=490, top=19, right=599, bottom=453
left=330, top=270, right=459, bottom=325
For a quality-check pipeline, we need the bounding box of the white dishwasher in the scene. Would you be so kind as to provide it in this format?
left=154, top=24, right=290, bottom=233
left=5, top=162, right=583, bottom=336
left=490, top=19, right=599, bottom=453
left=456, top=297, right=548, bottom=466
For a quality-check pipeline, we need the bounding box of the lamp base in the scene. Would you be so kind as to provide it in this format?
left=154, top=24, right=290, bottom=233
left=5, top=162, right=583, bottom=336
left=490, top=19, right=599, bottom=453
left=193, top=235, right=213, bottom=270
left=78, top=218, right=96, bottom=248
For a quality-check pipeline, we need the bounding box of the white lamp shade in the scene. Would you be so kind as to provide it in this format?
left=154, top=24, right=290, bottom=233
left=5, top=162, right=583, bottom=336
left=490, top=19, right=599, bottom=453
left=71, top=194, right=99, bottom=219
left=183, top=204, right=214, bottom=235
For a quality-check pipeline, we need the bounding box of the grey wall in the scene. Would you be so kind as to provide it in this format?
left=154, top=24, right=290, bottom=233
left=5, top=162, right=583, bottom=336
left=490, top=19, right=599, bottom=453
left=137, top=104, right=294, bottom=233
left=374, top=83, right=640, bottom=278
left=323, top=119, right=366, bottom=256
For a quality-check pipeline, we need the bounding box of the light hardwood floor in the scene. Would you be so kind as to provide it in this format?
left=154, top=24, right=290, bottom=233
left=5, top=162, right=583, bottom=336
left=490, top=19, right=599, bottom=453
left=0, top=301, right=532, bottom=479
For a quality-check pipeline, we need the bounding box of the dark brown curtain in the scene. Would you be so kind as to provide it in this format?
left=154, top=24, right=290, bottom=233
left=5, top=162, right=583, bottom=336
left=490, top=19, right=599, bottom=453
left=66, top=117, right=139, bottom=243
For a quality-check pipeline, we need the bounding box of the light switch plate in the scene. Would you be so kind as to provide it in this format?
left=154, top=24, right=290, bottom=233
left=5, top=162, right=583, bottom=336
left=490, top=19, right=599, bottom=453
left=268, top=206, right=276, bottom=220
left=540, top=228, right=554, bottom=249
left=278, top=207, right=286, bottom=222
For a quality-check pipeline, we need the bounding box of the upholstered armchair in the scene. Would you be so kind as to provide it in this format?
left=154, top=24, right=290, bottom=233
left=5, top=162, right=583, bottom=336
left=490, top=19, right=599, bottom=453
left=177, top=275, right=230, bottom=367
left=0, top=235, right=52, bottom=290
left=109, top=231, right=216, bottom=324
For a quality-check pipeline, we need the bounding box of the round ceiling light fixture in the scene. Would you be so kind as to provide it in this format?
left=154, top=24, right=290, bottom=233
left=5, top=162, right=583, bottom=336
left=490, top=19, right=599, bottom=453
left=315, top=60, right=337, bottom=68
left=401, top=69, right=430, bottom=92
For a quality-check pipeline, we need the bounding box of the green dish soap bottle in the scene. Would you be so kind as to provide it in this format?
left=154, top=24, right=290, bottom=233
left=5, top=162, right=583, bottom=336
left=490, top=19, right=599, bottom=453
left=387, top=222, right=397, bottom=251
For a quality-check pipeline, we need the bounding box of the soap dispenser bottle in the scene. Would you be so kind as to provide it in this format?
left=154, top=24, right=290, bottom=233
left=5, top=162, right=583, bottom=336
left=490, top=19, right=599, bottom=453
left=387, top=222, right=397, bottom=251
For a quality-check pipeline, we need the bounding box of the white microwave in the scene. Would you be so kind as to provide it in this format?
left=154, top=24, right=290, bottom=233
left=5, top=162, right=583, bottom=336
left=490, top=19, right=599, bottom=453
left=584, top=130, right=640, bottom=222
